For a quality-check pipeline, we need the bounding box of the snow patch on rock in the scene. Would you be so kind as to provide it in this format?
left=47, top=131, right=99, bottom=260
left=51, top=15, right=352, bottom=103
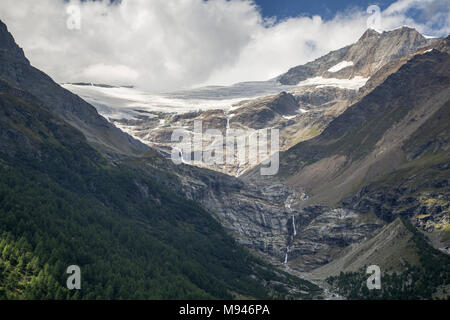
left=327, top=61, right=354, bottom=73
left=297, top=76, right=369, bottom=90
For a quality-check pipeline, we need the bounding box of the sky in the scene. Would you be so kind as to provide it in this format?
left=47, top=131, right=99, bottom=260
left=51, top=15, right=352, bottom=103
left=254, top=0, right=396, bottom=20
left=0, top=0, right=448, bottom=92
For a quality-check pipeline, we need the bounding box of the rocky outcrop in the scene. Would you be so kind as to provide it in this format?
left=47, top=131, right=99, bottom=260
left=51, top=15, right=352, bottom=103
left=126, top=153, right=383, bottom=272
left=342, top=155, right=450, bottom=249
left=287, top=208, right=381, bottom=270
left=310, top=218, right=421, bottom=280
left=110, top=85, right=358, bottom=176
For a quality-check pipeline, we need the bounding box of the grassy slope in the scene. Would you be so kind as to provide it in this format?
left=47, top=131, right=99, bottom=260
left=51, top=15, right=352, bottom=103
left=325, top=218, right=450, bottom=300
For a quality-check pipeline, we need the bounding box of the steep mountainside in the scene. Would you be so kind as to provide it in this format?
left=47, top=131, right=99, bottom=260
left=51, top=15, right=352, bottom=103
left=240, top=37, right=449, bottom=276
left=312, top=218, right=422, bottom=279
left=0, top=78, right=322, bottom=299
left=322, top=218, right=450, bottom=299
left=247, top=42, right=450, bottom=210
left=0, top=20, right=147, bottom=155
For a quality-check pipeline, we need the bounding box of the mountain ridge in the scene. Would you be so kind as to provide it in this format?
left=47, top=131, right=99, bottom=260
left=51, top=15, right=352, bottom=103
left=278, top=27, right=437, bottom=85
left=244, top=38, right=449, bottom=204
left=0, top=20, right=148, bottom=156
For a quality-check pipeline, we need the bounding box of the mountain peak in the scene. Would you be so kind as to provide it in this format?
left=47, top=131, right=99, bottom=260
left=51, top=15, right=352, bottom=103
left=385, top=26, right=424, bottom=38
left=359, top=26, right=424, bottom=43
left=389, top=25, right=419, bottom=33
left=0, top=20, right=26, bottom=61
left=279, top=25, right=433, bottom=85
left=359, top=28, right=381, bottom=41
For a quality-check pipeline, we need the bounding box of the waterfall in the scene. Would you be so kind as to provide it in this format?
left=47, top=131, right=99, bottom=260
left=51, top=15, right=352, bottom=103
left=284, top=246, right=290, bottom=264
left=292, top=215, right=297, bottom=236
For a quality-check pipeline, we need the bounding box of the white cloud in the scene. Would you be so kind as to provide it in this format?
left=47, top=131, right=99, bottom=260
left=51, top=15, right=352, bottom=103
left=82, top=64, right=139, bottom=84
left=0, top=0, right=448, bottom=92
left=381, top=0, right=450, bottom=36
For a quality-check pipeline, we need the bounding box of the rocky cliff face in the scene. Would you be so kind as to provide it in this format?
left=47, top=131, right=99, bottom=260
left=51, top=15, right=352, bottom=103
left=310, top=218, right=422, bottom=280
left=120, top=152, right=383, bottom=272
left=342, top=148, right=450, bottom=251
left=245, top=42, right=449, bottom=204
left=107, top=85, right=359, bottom=176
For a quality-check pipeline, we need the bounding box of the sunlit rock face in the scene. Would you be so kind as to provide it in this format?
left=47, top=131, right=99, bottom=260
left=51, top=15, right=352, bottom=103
left=278, top=27, right=435, bottom=85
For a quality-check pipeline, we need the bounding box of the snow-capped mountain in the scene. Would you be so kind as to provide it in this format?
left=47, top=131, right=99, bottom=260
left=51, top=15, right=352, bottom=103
left=61, top=27, right=442, bottom=177
left=278, top=27, right=437, bottom=85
